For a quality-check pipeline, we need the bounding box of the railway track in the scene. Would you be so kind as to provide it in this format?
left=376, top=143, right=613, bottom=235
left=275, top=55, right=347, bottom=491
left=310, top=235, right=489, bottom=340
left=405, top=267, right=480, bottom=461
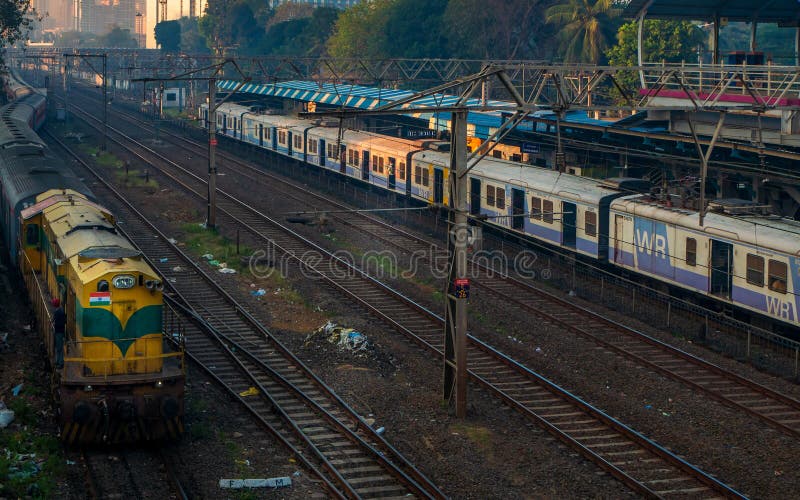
left=79, top=447, right=187, bottom=500
left=82, top=91, right=800, bottom=441
left=57, top=89, right=747, bottom=498
left=48, top=132, right=445, bottom=499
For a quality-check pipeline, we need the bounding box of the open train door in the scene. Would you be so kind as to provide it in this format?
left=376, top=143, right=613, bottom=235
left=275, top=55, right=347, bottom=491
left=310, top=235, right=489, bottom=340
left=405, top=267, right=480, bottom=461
left=710, top=240, right=733, bottom=298
left=470, top=178, right=481, bottom=215
left=561, top=202, right=576, bottom=248
left=318, top=139, right=326, bottom=166
left=388, top=158, right=396, bottom=190
left=512, top=188, right=525, bottom=231
left=433, top=168, right=444, bottom=204
left=361, top=150, right=370, bottom=180
left=613, top=214, right=624, bottom=264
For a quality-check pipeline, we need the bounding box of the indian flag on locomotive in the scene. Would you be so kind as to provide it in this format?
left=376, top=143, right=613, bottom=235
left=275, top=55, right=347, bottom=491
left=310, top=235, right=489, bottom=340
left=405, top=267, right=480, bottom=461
left=88, top=292, right=111, bottom=306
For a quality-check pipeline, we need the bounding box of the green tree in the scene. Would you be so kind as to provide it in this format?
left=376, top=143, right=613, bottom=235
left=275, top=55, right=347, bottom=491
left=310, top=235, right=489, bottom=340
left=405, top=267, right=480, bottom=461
left=97, top=26, right=138, bottom=48
left=0, top=0, right=35, bottom=50
left=155, top=20, right=181, bottom=51
left=443, top=0, right=547, bottom=59
left=327, top=0, right=392, bottom=58
left=606, top=20, right=705, bottom=65
left=179, top=17, right=210, bottom=54
left=546, top=0, right=622, bottom=63
left=261, top=7, right=337, bottom=56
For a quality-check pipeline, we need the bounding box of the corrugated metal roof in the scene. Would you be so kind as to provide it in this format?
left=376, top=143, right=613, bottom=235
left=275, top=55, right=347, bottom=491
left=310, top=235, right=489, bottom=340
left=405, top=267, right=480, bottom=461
left=624, top=0, right=800, bottom=23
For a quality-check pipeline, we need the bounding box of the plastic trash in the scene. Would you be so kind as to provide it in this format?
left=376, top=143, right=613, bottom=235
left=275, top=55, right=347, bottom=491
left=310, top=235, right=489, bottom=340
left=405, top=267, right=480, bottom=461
left=219, top=477, right=292, bottom=489
left=375, top=427, right=385, bottom=435
left=167, top=238, right=178, bottom=244
left=208, top=259, right=220, bottom=267
left=219, top=268, right=236, bottom=274
left=172, top=266, right=183, bottom=272
left=239, top=387, right=259, bottom=397
left=12, top=383, right=22, bottom=396
left=159, top=258, right=168, bottom=263
left=0, top=408, right=14, bottom=428
left=292, top=471, right=301, bottom=477
left=201, top=253, right=214, bottom=260
left=644, top=404, right=652, bottom=410
left=250, top=289, right=267, bottom=297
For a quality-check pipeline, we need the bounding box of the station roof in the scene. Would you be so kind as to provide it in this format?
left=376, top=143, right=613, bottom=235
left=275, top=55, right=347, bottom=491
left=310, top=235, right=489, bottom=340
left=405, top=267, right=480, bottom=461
left=623, top=0, right=800, bottom=24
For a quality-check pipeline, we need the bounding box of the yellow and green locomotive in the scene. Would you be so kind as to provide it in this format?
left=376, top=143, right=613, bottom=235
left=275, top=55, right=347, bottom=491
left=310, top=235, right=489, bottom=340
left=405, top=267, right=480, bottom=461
left=17, top=188, right=185, bottom=443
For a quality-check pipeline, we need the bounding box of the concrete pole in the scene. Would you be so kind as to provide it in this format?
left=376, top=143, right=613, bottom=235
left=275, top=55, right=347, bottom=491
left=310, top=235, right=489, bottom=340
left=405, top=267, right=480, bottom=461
left=207, top=78, right=217, bottom=229
left=443, top=110, right=469, bottom=418
left=102, top=55, right=108, bottom=151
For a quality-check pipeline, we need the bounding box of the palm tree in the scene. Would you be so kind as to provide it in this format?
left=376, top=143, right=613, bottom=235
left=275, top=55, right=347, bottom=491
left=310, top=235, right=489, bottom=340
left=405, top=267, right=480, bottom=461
left=546, top=0, right=622, bottom=63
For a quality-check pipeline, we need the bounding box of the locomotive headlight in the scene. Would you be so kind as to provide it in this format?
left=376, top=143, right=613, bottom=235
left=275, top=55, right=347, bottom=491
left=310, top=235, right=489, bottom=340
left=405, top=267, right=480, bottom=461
left=155, top=380, right=163, bottom=388
left=145, top=280, right=155, bottom=289
left=155, top=280, right=163, bottom=291
left=113, top=275, right=135, bottom=289
left=83, top=385, right=93, bottom=392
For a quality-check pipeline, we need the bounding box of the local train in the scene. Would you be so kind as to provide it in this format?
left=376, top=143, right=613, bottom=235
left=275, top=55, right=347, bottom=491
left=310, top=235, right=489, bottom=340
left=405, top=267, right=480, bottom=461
left=201, top=101, right=800, bottom=332
left=0, top=71, right=185, bottom=444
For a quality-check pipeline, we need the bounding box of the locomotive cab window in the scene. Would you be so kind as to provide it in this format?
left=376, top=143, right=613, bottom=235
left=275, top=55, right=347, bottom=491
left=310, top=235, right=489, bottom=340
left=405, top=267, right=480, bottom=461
left=97, top=280, right=110, bottom=292
left=768, top=260, right=788, bottom=294
left=685, top=238, right=697, bottom=267
left=486, top=185, right=495, bottom=207
left=25, top=224, right=39, bottom=245
left=585, top=212, right=597, bottom=237
left=746, top=254, right=764, bottom=286
left=531, top=197, right=542, bottom=220
left=543, top=200, right=554, bottom=224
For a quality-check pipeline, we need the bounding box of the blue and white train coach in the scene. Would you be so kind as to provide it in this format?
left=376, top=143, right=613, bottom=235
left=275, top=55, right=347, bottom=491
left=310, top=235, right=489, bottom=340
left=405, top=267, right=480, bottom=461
left=610, top=197, right=800, bottom=327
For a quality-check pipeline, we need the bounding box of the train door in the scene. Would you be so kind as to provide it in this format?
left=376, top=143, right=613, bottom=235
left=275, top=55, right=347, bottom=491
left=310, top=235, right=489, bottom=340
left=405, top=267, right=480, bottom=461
left=512, top=188, right=525, bottom=231
left=562, top=202, right=576, bottom=248
left=258, top=124, right=263, bottom=147
left=710, top=240, right=733, bottom=298
left=361, top=149, right=370, bottom=180
left=433, top=168, right=444, bottom=204
left=340, top=145, right=347, bottom=174
left=319, top=139, right=326, bottom=166
left=388, top=158, right=396, bottom=190
left=613, top=214, right=624, bottom=264
left=287, top=131, right=293, bottom=156
left=271, top=127, right=277, bottom=150
left=470, top=178, right=481, bottom=215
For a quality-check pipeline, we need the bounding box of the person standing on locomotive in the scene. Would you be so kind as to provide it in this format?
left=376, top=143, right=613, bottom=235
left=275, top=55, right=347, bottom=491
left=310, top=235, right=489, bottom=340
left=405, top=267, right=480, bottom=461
left=51, top=298, right=65, bottom=369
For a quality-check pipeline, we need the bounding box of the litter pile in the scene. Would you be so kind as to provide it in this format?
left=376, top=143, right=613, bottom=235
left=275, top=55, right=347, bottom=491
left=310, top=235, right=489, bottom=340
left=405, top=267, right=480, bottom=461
left=310, top=321, right=369, bottom=354
left=201, top=253, right=237, bottom=274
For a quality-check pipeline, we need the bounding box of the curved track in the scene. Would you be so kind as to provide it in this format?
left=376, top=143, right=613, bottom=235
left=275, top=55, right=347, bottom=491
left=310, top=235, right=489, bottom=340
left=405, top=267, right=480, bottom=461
left=48, top=132, right=445, bottom=500
left=57, top=89, right=748, bottom=498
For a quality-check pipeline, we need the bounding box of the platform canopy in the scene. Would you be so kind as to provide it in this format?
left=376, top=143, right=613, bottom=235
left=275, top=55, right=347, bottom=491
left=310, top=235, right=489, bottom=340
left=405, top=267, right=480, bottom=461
left=623, top=0, right=800, bottom=25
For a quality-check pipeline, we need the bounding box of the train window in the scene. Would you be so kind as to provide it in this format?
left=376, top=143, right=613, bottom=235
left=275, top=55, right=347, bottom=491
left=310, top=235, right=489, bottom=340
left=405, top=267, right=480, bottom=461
left=768, top=260, right=788, bottom=294
left=414, top=166, right=422, bottom=184
left=511, top=153, right=522, bottom=162
left=422, top=168, right=430, bottom=187
left=294, top=135, right=303, bottom=149
left=278, top=131, right=286, bottom=144
left=308, top=139, right=317, bottom=154
left=378, top=157, right=384, bottom=173
left=543, top=200, right=554, bottom=224
left=26, top=224, right=39, bottom=245
left=264, top=128, right=271, bottom=140
left=531, top=197, right=542, bottom=220
left=372, top=155, right=378, bottom=172
left=746, top=254, right=764, bottom=287
left=399, top=161, right=406, bottom=180
left=585, top=212, right=597, bottom=237
left=492, top=150, right=503, bottom=159
left=486, top=186, right=495, bottom=207
left=686, top=238, right=697, bottom=266
left=97, top=280, right=109, bottom=292
left=495, top=187, right=505, bottom=209
left=353, top=150, right=359, bottom=166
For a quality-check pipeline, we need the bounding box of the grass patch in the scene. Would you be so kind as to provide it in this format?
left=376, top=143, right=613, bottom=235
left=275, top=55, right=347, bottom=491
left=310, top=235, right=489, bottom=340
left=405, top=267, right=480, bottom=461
left=450, top=423, right=493, bottom=452
left=431, top=290, right=444, bottom=303
left=187, top=421, right=212, bottom=440
left=181, top=223, right=251, bottom=272
left=113, top=168, right=159, bottom=189
left=0, top=424, right=63, bottom=498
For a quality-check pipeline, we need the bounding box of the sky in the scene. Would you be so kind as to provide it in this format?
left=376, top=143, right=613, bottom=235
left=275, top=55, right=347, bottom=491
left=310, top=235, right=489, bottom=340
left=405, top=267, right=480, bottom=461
left=145, top=0, right=207, bottom=48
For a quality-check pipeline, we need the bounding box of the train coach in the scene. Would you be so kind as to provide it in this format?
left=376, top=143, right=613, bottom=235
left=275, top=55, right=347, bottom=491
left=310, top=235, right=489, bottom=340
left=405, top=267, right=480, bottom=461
left=0, top=72, right=185, bottom=444
left=203, top=101, right=800, bottom=333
